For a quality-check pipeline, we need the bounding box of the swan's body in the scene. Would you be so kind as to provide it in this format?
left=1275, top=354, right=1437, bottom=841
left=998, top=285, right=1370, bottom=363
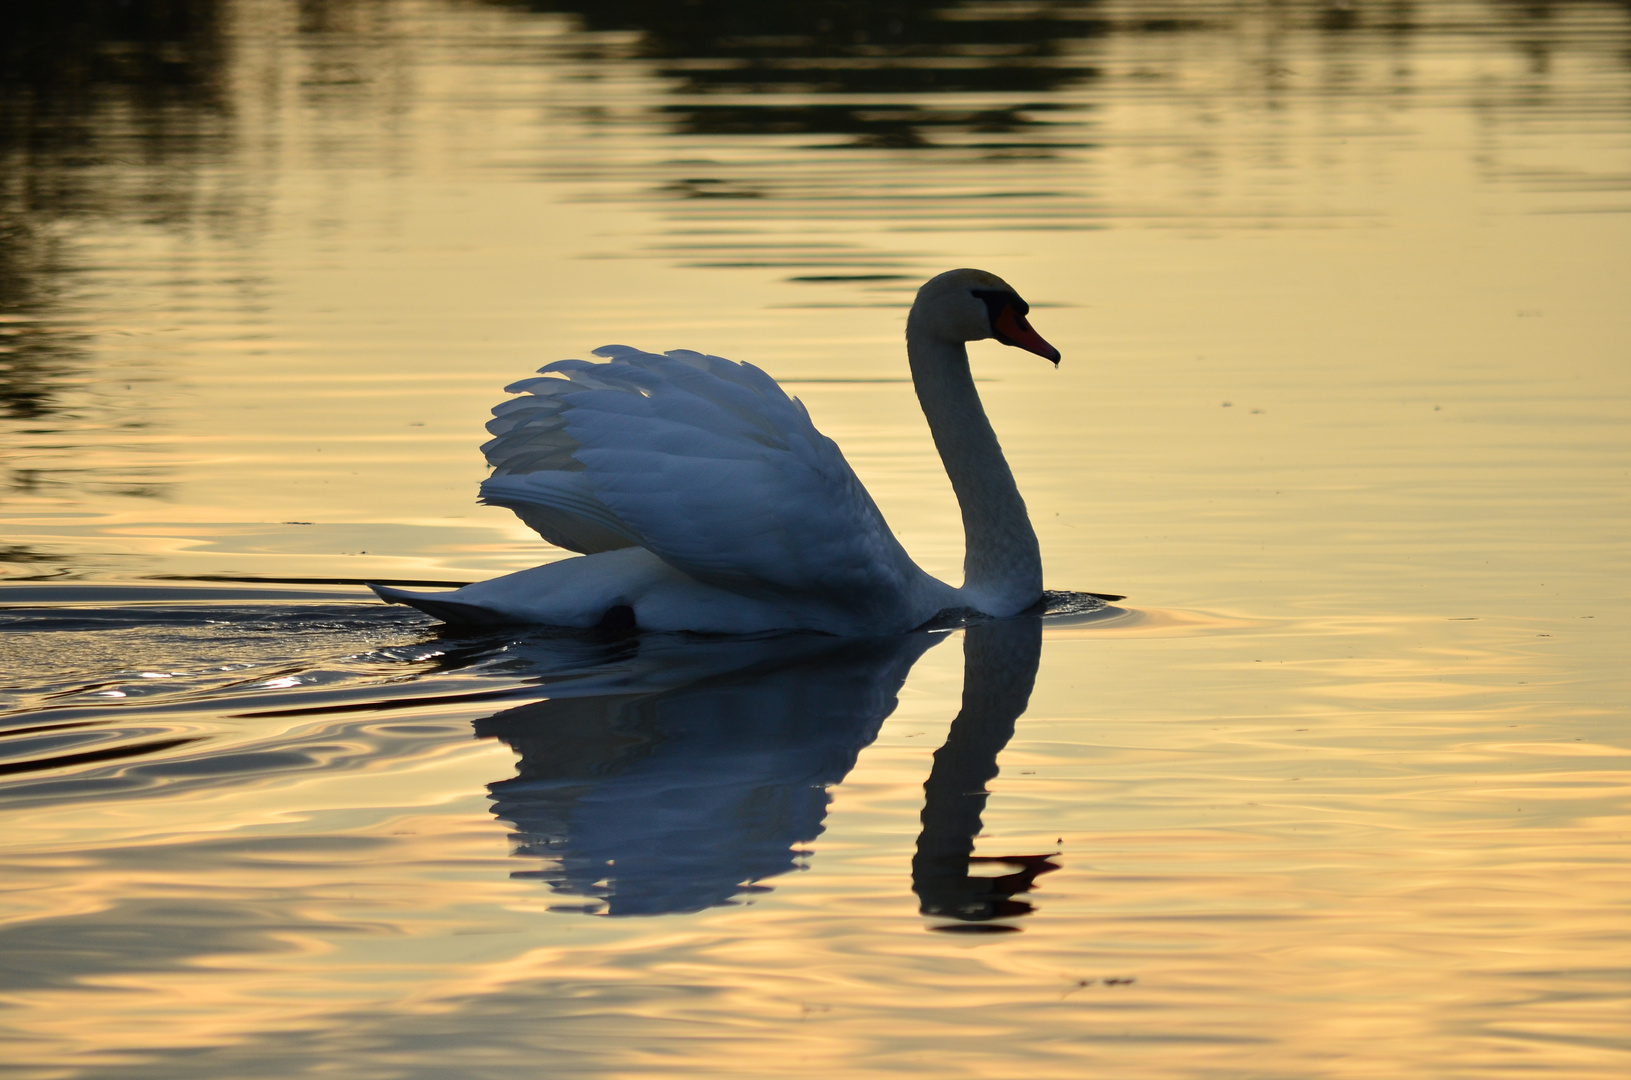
left=371, top=269, right=1061, bottom=634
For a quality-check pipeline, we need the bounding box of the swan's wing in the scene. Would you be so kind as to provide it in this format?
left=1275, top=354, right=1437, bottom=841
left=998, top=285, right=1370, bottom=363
left=480, top=360, right=644, bottom=554
left=480, top=346, right=921, bottom=613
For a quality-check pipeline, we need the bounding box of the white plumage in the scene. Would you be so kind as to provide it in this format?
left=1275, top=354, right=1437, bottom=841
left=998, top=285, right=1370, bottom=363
left=371, top=269, right=1062, bottom=634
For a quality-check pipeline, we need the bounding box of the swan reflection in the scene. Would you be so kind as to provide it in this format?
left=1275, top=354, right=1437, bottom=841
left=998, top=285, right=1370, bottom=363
left=914, top=616, right=1058, bottom=928
left=470, top=616, right=1051, bottom=925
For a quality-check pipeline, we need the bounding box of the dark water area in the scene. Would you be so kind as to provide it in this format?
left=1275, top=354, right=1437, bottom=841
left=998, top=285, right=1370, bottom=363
left=1, top=2, right=1629, bottom=1076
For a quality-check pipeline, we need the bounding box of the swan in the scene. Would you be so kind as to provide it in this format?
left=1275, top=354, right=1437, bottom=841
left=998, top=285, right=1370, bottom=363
left=369, top=268, right=1061, bottom=634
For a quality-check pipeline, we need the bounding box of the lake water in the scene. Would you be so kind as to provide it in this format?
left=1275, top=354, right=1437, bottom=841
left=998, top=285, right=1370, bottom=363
left=2, top=1, right=1629, bottom=1075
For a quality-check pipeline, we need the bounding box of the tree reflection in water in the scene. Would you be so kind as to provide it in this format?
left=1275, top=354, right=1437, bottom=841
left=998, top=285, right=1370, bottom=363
left=512, top=0, right=1102, bottom=149
left=470, top=616, right=1053, bottom=925
left=0, top=0, right=229, bottom=422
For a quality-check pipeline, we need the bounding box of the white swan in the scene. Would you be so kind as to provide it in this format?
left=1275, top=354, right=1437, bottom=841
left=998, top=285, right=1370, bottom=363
left=370, top=268, right=1061, bottom=634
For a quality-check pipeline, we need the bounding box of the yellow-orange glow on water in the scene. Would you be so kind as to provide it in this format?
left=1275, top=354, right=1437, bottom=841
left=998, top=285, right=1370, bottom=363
left=0, top=1, right=1627, bottom=1076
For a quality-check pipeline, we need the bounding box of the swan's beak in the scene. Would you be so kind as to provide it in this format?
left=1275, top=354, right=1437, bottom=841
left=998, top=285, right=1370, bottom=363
left=993, top=305, right=1061, bottom=365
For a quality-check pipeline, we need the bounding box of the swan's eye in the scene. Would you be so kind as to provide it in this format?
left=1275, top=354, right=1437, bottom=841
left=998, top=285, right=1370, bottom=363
left=970, top=288, right=1028, bottom=330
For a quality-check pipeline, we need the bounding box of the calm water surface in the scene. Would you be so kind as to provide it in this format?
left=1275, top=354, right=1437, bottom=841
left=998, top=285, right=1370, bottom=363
left=2, top=1, right=1629, bottom=1076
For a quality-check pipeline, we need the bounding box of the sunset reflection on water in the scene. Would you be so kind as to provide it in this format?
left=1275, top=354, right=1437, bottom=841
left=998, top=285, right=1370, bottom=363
left=2, top=1, right=1629, bottom=1076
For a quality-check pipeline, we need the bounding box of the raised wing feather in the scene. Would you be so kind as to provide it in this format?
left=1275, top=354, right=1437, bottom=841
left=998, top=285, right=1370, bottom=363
left=480, top=360, right=642, bottom=554
left=479, top=346, right=922, bottom=619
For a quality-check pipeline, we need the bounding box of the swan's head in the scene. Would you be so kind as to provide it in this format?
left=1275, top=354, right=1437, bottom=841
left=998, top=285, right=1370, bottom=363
left=910, top=268, right=1060, bottom=364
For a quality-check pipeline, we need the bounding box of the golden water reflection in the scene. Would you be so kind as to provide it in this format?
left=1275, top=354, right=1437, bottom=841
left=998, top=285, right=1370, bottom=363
left=1, top=605, right=1626, bottom=1076
left=1, top=0, right=1628, bottom=1075
left=1, top=0, right=1626, bottom=604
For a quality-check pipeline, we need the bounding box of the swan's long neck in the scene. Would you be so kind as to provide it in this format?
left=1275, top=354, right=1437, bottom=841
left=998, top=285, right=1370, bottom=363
left=907, top=318, right=1042, bottom=615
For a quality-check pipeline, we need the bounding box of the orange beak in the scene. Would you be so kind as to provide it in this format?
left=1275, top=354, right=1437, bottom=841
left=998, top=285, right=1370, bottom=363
left=994, top=305, right=1061, bottom=364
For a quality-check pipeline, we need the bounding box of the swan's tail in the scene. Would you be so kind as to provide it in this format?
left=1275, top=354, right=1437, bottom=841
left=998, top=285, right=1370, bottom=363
left=368, top=583, right=519, bottom=629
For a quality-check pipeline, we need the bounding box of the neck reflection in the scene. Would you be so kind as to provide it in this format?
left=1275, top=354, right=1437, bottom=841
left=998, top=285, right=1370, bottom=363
left=469, top=615, right=1050, bottom=925
left=913, top=616, right=1056, bottom=930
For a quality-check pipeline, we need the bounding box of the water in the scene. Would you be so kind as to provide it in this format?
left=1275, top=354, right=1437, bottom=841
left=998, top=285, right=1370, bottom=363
left=2, top=1, right=1629, bottom=1075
